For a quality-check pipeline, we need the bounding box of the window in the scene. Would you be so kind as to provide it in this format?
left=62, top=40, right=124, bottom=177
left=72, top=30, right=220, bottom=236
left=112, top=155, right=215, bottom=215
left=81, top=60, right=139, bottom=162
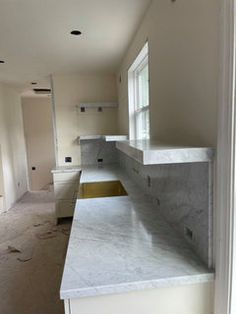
left=128, top=42, right=150, bottom=140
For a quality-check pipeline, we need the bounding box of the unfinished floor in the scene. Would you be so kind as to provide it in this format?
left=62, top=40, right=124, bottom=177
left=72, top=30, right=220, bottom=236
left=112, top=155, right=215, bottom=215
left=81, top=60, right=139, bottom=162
left=0, top=191, right=71, bottom=314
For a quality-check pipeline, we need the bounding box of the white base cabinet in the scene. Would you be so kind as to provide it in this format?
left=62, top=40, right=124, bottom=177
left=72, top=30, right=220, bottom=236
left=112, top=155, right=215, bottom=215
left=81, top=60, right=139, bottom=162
left=0, top=195, right=4, bottom=214
left=55, top=199, right=76, bottom=218
left=63, top=282, right=214, bottom=314
left=53, top=170, right=80, bottom=220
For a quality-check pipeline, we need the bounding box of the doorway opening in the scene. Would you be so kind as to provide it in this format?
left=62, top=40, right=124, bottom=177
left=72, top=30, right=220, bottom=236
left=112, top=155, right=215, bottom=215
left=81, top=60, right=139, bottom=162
left=21, top=84, right=55, bottom=191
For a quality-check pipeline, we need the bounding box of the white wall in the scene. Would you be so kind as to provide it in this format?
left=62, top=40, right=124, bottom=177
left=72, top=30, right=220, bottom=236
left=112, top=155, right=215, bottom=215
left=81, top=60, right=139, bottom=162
left=52, top=73, right=118, bottom=166
left=118, top=0, right=219, bottom=147
left=22, top=96, right=55, bottom=191
left=0, top=84, right=28, bottom=210
left=0, top=145, right=4, bottom=209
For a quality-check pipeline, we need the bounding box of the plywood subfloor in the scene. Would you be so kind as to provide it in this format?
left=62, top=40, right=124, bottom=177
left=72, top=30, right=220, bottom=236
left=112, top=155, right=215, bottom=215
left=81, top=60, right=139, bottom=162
left=0, top=191, right=71, bottom=314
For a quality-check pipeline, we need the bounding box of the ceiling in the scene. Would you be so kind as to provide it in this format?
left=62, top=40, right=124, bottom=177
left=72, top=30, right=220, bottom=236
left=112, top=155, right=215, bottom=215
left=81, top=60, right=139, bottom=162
left=0, top=0, right=151, bottom=87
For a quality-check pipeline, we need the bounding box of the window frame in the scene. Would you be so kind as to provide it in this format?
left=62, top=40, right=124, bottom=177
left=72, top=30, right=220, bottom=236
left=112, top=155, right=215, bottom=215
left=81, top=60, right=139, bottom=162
left=215, top=0, right=236, bottom=314
left=128, top=42, right=150, bottom=140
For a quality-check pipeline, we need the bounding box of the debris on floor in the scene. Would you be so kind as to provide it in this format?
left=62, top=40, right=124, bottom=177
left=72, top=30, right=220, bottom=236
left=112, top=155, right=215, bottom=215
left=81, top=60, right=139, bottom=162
left=7, top=246, right=21, bottom=253
left=61, top=228, right=70, bottom=236
left=6, top=245, right=34, bottom=263
left=51, top=226, right=58, bottom=232
left=0, top=191, right=71, bottom=314
left=17, top=256, right=32, bottom=263
left=33, top=220, right=51, bottom=228
left=18, top=246, right=33, bottom=262
left=33, top=219, right=71, bottom=239
left=33, top=223, right=42, bottom=227
left=36, top=231, right=57, bottom=240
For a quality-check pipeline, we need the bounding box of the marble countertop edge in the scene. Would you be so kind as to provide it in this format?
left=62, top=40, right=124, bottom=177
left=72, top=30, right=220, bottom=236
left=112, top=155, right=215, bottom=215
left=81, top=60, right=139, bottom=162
left=116, top=140, right=215, bottom=165
left=60, top=273, right=214, bottom=300
left=78, top=135, right=128, bottom=142
left=51, top=166, right=81, bottom=173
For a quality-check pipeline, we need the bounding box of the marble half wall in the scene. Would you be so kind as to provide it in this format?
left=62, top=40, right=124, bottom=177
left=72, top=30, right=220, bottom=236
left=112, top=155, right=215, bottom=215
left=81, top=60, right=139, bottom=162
left=81, top=140, right=119, bottom=165
left=119, top=151, right=213, bottom=268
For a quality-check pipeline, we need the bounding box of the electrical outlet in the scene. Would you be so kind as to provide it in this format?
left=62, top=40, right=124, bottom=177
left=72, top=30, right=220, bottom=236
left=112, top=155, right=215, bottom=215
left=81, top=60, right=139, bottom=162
left=184, top=227, right=194, bottom=241
left=147, top=175, right=151, bottom=187
left=65, top=157, right=72, bottom=163
left=97, top=158, right=103, bottom=168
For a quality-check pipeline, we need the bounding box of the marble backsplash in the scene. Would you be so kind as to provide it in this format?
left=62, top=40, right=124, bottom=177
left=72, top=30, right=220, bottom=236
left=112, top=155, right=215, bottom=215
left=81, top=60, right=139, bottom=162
left=119, top=151, right=213, bottom=268
left=80, top=140, right=119, bottom=165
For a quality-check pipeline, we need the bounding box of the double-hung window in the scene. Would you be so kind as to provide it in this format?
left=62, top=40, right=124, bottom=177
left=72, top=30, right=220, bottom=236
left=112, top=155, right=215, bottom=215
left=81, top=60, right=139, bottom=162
left=128, top=42, right=150, bottom=140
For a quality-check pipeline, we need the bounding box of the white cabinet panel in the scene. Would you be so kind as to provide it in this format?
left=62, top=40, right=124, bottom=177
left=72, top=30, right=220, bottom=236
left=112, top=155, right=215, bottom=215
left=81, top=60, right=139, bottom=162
left=54, top=183, right=78, bottom=200
left=68, top=282, right=214, bottom=314
left=64, top=299, right=71, bottom=314
left=56, top=200, right=76, bottom=218
left=53, top=171, right=81, bottom=219
left=53, top=172, right=80, bottom=183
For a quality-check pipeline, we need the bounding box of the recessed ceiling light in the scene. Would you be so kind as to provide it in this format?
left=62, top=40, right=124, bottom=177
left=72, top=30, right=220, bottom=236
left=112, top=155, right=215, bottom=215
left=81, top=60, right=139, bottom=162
left=70, top=30, right=82, bottom=36
left=31, top=82, right=37, bottom=85
left=0, top=60, right=5, bottom=64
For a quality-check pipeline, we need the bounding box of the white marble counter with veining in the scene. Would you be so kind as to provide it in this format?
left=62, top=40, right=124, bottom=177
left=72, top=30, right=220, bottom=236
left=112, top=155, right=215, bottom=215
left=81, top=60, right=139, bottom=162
left=60, top=164, right=214, bottom=300
left=116, top=140, right=215, bottom=165
left=51, top=166, right=81, bottom=173
left=79, top=135, right=128, bottom=142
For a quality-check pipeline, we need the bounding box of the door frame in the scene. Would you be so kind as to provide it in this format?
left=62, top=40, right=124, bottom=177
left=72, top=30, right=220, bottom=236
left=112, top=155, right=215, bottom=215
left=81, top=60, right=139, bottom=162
left=215, top=0, right=236, bottom=313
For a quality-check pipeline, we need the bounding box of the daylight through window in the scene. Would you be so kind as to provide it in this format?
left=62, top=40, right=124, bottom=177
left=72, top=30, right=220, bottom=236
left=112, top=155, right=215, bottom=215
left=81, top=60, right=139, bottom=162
left=128, top=42, right=150, bottom=140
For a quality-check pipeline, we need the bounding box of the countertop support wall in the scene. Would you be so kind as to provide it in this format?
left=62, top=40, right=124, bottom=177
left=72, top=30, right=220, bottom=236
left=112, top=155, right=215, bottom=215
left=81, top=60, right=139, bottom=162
left=119, top=151, right=213, bottom=268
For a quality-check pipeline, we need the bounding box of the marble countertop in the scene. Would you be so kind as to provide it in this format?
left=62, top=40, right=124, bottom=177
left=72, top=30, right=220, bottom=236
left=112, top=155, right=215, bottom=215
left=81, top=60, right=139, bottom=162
left=116, top=140, right=215, bottom=165
left=78, top=135, right=128, bottom=142
left=51, top=166, right=81, bottom=173
left=60, top=164, right=214, bottom=300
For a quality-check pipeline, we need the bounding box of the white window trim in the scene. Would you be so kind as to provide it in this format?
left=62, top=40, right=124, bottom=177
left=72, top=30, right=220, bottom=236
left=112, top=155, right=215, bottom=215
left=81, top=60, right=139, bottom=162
left=215, top=0, right=236, bottom=313
left=128, top=42, right=150, bottom=140
left=134, top=55, right=149, bottom=139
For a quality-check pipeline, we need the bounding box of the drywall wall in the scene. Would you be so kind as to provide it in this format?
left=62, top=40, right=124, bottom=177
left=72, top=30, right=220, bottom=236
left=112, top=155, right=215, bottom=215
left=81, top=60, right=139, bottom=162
left=0, top=84, right=28, bottom=210
left=22, top=97, right=55, bottom=191
left=0, top=146, right=4, bottom=212
left=118, top=0, right=219, bottom=147
left=52, top=74, right=118, bottom=166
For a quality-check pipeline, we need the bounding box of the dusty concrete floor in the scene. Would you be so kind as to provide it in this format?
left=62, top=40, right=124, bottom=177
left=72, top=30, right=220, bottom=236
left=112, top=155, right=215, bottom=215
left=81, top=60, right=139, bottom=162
left=0, top=191, right=71, bottom=314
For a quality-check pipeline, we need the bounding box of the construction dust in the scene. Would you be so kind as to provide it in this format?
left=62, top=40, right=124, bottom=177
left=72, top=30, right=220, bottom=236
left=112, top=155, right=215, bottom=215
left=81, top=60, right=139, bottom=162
left=0, top=191, right=71, bottom=314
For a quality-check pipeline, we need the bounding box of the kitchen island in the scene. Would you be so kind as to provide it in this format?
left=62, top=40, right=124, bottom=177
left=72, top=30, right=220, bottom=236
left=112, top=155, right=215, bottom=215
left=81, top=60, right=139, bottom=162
left=60, top=164, right=214, bottom=314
